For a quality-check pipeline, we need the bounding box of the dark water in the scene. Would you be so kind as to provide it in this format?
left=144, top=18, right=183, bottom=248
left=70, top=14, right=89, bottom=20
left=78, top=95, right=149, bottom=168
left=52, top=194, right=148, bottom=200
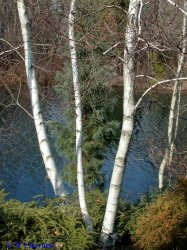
left=0, top=87, right=70, bottom=201
left=103, top=96, right=169, bottom=202
left=0, top=87, right=187, bottom=202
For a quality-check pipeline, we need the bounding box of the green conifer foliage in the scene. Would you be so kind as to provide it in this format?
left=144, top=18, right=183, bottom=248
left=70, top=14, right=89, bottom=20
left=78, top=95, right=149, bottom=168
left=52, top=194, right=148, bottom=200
left=0, top=189, right=95, bottom=250
left=51, top=65, right=120, bottom=187
left=131, top=179, right=187, bottom=249
left=48, top=0, right=129, bottom=188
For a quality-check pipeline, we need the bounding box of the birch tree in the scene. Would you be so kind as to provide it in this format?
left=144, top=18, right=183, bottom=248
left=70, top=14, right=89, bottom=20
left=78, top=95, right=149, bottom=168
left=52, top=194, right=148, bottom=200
left=100, top=0, right=141, bottom=246
left=159, top=0, right=187, bottom=189
left=68, top=0, right=93, bottom=230
left=17, top=0, right=66, bottom=198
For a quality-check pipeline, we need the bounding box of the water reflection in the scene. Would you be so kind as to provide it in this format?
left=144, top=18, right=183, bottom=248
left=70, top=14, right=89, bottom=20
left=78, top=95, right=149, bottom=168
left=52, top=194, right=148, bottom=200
left=0, top=104, right=53, bottom=201
left=102, top=97, right=170, bottom=201
left=0, top=87, right=186, bottom=202
left=0, top=87, right=68, bottom=201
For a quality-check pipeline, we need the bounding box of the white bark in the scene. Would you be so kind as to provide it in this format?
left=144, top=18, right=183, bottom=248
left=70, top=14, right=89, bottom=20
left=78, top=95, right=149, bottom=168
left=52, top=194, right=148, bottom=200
left=69, top=0, right=93, bottom=230
left=17, top=0, right=66, bottom=198
left=100, top=0, right=140, bottom=246
left=159, top=1, right=187, bottom=189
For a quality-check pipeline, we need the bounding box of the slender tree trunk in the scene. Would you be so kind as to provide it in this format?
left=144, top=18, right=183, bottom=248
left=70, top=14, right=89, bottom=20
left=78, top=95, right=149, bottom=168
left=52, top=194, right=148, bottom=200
left=100, top=0, right=140, bottom=247
left=159, top=1, right=187, bottom=189
left=68, top=0, right=93, bottom=230
left=17, top=0, right=66, bottom=198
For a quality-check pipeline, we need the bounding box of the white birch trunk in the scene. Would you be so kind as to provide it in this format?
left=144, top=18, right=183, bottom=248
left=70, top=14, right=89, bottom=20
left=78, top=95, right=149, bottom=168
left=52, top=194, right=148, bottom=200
left=159, top=1, right=187, bottom=189
left=100, top=0, right=140, bottom=246
left=69, top=0, right=93, bottom=230
left=17, top=0, right=66, bottom=198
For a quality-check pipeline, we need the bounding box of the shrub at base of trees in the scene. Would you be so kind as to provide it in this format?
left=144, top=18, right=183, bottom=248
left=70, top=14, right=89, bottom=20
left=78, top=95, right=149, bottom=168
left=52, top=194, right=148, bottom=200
left=0, top=179, right=187, bottom=250
left=128, top=178, right=187, bottom=250
left=0, top=189, right=97, bottom=250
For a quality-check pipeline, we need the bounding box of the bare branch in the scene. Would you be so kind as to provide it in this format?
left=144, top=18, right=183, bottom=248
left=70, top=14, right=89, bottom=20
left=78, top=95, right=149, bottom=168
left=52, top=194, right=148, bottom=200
left=138, top=38, right=173, bottom=52
left=135, top=77, right=187, bottom=111
left=165, top=0, right=187, bottom=16
left=76, top=5, right=127, bottom=22
left=138, top=0, right=143, bottom=36
left=0, top=45, right=24, bottom=56
left=0, top=38, right=24, bottom=61
left=103, top=42, right=121, bottom=55
left=3, top=83, right=33, bottom=119
left=136, top=74, right=157, bottom=82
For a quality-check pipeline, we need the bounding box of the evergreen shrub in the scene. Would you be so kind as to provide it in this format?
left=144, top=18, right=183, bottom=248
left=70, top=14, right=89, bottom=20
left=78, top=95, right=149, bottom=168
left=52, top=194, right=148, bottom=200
left=131, top=179, right=187, bottom=250
left=51, top=68, right=120, bottom=188
left=0, top=189, right=95, bottom=250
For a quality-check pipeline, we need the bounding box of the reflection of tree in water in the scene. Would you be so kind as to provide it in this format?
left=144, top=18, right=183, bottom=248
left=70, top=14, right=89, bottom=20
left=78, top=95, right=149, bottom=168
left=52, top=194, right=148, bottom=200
left=103, top=94, right=173, bottom=202
left=1, top=85, right=187, bottom=201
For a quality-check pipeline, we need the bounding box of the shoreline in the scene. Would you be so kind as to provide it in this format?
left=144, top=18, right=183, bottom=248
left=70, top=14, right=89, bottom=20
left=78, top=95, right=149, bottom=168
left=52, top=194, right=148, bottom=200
left=105, top=75, right=187, bottom=93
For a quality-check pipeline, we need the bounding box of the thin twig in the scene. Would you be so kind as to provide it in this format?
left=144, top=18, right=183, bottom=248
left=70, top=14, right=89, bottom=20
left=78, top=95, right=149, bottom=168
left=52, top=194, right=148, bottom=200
left=0, top=38, right=24, bottom=61
left=76, top=5, right=127, bottom=22
left=135, top=77, right=187, bottom=112
left=103, top=42, right=121, bottom=55
left=3, top=83, right=33, bottom=119
left=165, top=0, right=187, bottom=16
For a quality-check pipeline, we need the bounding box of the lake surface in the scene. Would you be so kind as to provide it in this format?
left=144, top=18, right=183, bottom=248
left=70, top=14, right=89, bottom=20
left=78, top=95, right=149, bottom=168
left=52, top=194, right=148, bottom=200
left=0, top=86, right=187, bottom=202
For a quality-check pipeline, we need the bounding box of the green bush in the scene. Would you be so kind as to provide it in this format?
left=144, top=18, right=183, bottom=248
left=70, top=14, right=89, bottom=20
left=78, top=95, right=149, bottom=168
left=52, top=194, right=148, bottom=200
left=0, top=190, right=95, bottom=250
left=3, top=179, right=187, bottom=250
